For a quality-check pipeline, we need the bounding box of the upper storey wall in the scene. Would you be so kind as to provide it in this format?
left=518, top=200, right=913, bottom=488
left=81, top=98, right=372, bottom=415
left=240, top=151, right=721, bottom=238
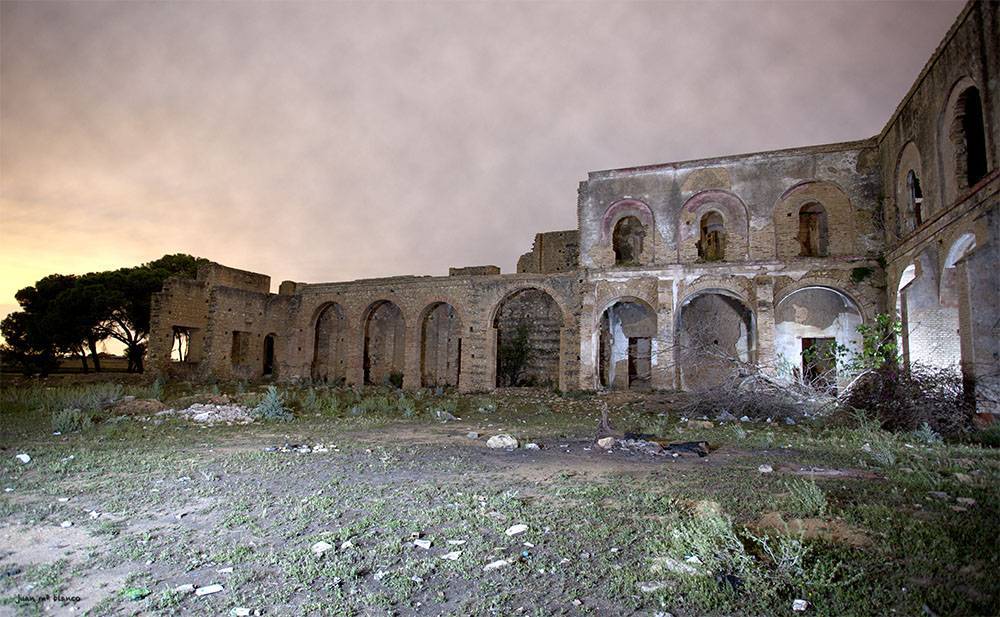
left=878, top=1, right=998, bottom=249
left=576, top=141, right=882, bottom=269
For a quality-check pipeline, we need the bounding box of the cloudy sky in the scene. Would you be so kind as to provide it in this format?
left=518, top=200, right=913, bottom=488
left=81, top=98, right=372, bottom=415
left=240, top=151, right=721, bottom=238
left=1, top=0, right=962, bottom=331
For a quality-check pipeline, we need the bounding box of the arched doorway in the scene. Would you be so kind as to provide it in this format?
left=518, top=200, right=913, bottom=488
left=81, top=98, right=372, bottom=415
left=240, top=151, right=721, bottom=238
left=363, top=301, right=405, bottom=386
left=493, top=288, right=562, bottom=387
left=774, top=287, right=863, bottom=392
left=597, top=300, right=656, bottom=390
left=677, top=291, right=754, bottom=390
left=312, top=302, right=347, bottom=383
left=421, top=302, right=462, bottom=387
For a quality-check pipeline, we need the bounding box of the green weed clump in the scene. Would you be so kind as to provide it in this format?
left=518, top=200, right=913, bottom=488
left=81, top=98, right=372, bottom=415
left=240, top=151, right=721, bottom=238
left=52, top=407, right=93, bottom=433
left=784, top=479, right=828, bottom=518
left=253, top=386, right=292, bottom=421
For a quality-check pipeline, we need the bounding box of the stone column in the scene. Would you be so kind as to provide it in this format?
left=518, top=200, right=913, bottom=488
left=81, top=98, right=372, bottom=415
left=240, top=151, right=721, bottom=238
left=755, top=276, right=777, bottom=375
left=402, top=316, right=422, bottom=391
left=653, top=278, right=675, bottom=389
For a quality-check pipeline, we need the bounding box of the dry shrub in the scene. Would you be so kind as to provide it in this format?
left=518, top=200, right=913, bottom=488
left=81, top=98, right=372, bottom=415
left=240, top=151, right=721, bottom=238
left=842, top=363, right=972, bottom=437
left=680, top=368, right=829, bottom=421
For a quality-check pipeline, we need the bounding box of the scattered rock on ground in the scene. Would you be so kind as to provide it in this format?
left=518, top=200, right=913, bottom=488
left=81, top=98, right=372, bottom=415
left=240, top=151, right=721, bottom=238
left=15, top=454, right=30, bottom=464
left=195, top=584, right=223, bottom=596
left=716, top=410, right=737, bottom=422
left=596, top=437, right=616, bottom=449
left=466, top=432, right=479, bottom=439
left=483, top=559, right=511, bottom=572
left=524, top=442, right=540, bottom=450
left=758, top=464, right=774, bottom=473
left=639, top=581, right=670, bottom=593
left=755, top=512, right=871, bottom=547
left=487, top=434, right=519, bottom=449
left=505, top=524, right=528, bottom=536
left=311, top=541, right=334, bottom=555
left=441, top=551, right=461, bottom=560
left=413, top=539, right=431, bottom=549
left=686, top=420, right=714, bottom=429
left=793, top=599, right=809, bottom=612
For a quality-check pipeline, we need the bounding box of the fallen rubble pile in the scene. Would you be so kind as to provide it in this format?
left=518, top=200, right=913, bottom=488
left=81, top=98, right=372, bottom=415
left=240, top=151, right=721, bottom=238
left=156, top=403, right=254, bottom=425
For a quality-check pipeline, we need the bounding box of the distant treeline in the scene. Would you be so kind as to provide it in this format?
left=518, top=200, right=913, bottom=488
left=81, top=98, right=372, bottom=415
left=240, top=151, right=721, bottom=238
left=1, top=254, right=207, bottom=375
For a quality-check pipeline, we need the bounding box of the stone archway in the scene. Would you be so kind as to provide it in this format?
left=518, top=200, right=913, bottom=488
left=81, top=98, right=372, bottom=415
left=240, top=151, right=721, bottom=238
left=420, top=302, right=462, bottom=388
left=597, top=300, right=657, bottom=390
left=676, top=290, right=755, bottom=390
left=312, top=302, right=347, bottom=384
left=363, top=300, right=405, bottom=386
left=492, top=288, right=562, bottom=387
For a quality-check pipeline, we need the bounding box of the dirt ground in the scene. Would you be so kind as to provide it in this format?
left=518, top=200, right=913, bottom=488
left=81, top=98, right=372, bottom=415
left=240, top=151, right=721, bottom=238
left=1, top=384, right=997, bottom=616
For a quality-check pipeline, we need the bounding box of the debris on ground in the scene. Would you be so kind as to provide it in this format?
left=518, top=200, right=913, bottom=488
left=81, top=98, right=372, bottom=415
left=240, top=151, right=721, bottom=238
left=311, top=541, right=334, bottom=555
left=758, top=464, right=774, bottom=473
left=157, top=404, right=254, bottom=425
left=264, top=443, right=338, bottom=454
left=483, top=559, right=511, bottom=572
left=466, top=431, right=479, bottom=439
left=596, top=436, right=616, bottom=449
left=434, top=409, right=459, bottom=422
left=505, top=524, right=528, bottom=536
left=487, top=434, right=519, bottom=449
left=524, top=442, right=541, bottom=450
left=195, top=584, right=224, bottom=596
left=441, top=551, right=461, bottom=560
left=755, top=512, right=871, bottom=547
left=686, top=420, right=714, bottom=430
left=14, top=453, right=30, bottom=464
left=413, top=539, right=432, bottom=549
left=793, top=599, right=809, bottom=612
left=650, top=556, right=698, bottom=576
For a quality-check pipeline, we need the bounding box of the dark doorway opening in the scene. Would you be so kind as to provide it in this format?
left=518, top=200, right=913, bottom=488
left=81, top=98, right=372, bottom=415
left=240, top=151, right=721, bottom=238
left=802, top=337, right=836, bottom=392
left=263, top=334, right=275, bottom=377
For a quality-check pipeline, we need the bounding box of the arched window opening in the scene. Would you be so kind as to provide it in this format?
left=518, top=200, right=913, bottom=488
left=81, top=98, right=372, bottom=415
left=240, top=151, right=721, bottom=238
left=612, top=216, right=645, bottom=266
left=906, top=170, right=923, bottom=227
left=698, top=211, right=725, bottom=261
left=953, top=86, right=988, bottom=189
left=262, top=334, right=276, bottom=377
left=797, top=202, right=829, bottom=257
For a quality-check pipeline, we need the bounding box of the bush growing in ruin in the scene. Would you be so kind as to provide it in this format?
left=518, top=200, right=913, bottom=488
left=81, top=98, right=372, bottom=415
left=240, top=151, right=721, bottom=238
left=497, top=320, right=532, bottom=387
left=253, top=385, right=292, bottom=421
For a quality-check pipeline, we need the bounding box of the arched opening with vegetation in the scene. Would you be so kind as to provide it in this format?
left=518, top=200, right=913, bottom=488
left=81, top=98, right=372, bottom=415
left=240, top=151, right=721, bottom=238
left=698, top=211, right=726, bottom=261
left=940, top=234, right=977, bottom=383
left=312, top=302, right=347, bottom=384
left=493, top=288, right=562, bottom=387
left=363, top=301, right=405, bottom=387
left=798, top=202, right=829, bottom=257
left=597, top=300, right=656, bottom=390
left=612, top=216, right=646, bottom=266
left=774, top=287, right=863, bottom=393
left=420, top=302, right=462, bottom=388
left=677, top=291, right=754, bottom=390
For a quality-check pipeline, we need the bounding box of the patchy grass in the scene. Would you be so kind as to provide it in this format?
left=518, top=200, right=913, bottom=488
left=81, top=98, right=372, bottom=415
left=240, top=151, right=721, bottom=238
left=0, top=381, right=998, bottom=615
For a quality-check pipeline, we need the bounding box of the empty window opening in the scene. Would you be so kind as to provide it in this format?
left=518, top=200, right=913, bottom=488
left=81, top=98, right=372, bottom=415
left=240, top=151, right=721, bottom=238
left=171, top=327, right=194, bottom=363
left=262, top=334, right=276, bottom=376
left=798, top=202, right=829, bottom=257
left=801, top=337, right=837, bottom=393
left=698, top=211, right=725, bottom=261
left=906, top=171, right=923, bottom=227
left=612, top=216, right=646, bottom=266
left=952, top=86, right=989, bottom=189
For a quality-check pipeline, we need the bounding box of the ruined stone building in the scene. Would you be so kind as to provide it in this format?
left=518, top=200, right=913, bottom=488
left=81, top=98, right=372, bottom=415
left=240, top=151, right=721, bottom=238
left=150, top=2, right=999, bottom=415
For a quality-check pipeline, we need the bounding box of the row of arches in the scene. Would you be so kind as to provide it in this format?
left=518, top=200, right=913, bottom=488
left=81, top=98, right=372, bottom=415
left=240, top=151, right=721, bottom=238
left=604, top=182, right=846, bottom=268
left=894, top=80, right=990, bottom=236
left=595, top=286, right=864, bottom=392
left=310, top=287, right=566, bottom=389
